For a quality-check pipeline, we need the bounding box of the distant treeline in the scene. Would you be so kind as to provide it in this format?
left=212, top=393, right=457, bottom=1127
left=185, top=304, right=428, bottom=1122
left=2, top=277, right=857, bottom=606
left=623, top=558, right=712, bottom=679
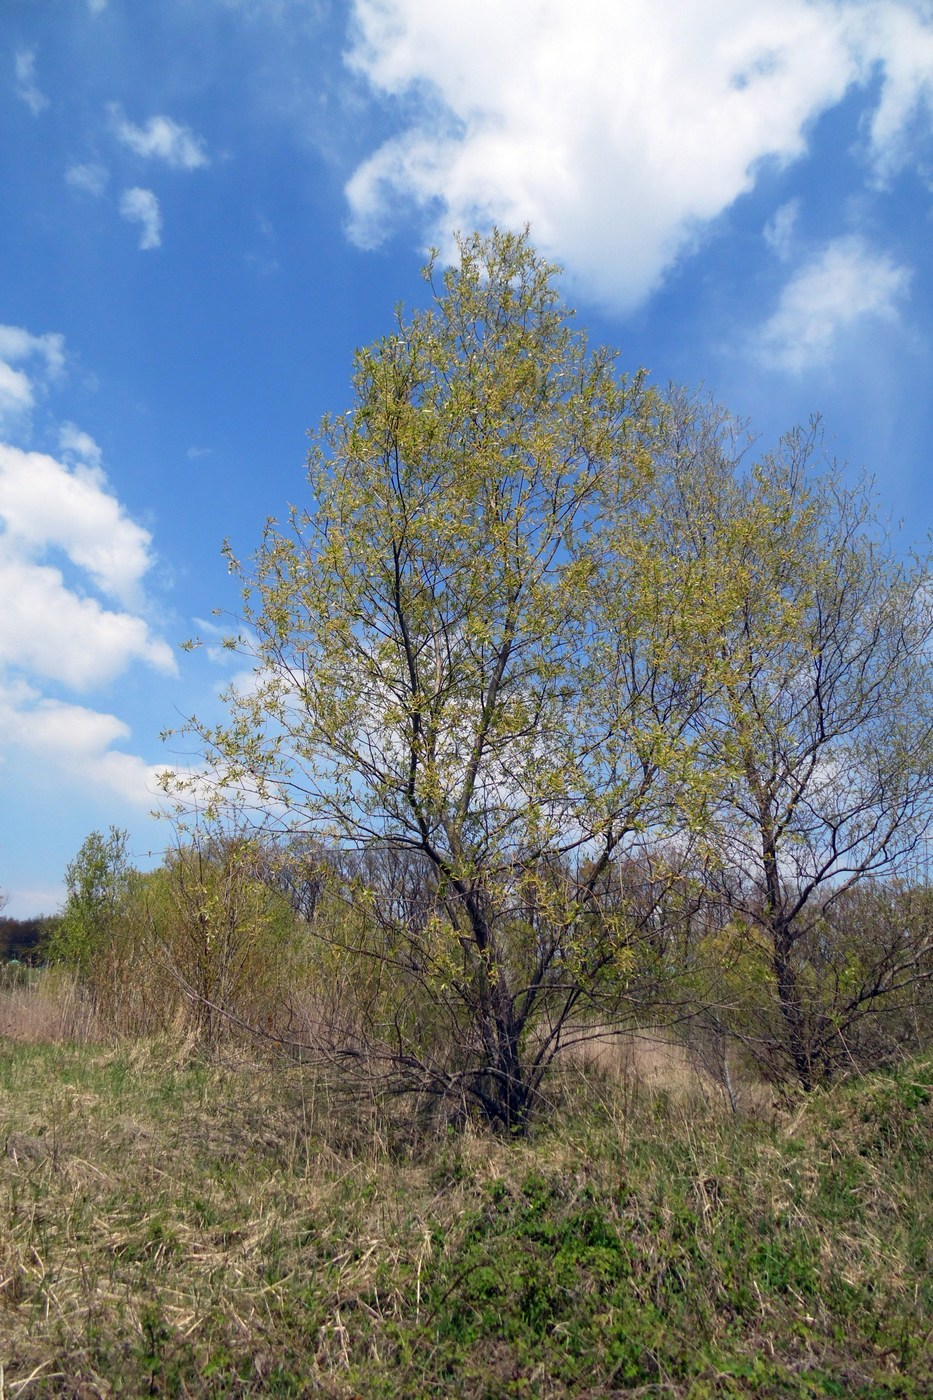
left=0, top=917, right=52, bottom=962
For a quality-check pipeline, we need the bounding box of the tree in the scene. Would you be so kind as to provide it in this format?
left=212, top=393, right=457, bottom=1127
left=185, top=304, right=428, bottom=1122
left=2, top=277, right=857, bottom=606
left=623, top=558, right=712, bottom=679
left=50, top=827, right=131, bottom=976
left=175, top=230, right=707, bottom=1131
left=646, top=393, right=933, bottom=1088
left=154, top=835, right=300, bottom=1046
left=174, top=234, right=933, bottom=1116
left=0, top=915, right=48, bottom=963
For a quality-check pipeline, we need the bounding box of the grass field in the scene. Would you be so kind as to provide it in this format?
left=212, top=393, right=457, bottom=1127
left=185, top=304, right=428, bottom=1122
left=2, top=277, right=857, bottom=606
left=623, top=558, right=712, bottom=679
left=0, top=1026, right=931, bottom=1397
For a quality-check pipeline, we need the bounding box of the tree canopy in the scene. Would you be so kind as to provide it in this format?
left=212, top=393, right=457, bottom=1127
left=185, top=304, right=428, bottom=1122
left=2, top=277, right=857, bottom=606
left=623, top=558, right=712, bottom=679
left=172, top=229, right=933, bottom=1126
left=642, top=392, right=933, bottom=1085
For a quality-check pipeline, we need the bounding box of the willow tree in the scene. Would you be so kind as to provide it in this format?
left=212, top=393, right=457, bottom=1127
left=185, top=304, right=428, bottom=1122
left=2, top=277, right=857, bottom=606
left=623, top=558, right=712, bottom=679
left=178, top=231, right=706, bottom=1131
left=647, top=392, right=933, bottom=1088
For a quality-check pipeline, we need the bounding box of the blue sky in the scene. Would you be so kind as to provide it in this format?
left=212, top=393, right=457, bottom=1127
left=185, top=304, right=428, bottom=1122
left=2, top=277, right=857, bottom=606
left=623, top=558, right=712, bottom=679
left=2, top=0, right=932, bottom=916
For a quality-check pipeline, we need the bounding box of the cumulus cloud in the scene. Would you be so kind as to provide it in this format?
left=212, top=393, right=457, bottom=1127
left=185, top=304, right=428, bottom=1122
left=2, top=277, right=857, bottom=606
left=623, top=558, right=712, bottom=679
left=120, top=187, right=162, bottom=249
left=0, top=549, right=175, bottom=689
left=110, top=107, right=209, bottom=169
left=0, top=325, right=65, bottom=378
left=861, top=0, right=933, bottom=181
left=0, top=362, right=34, bottom=436
left=0, top=326, right=177, bottom=807
left=14, top=49, right=48, bottom=116
left=0, top=685, right=168, bottom=807
left=66, top=162, right=109, bottom=196
left=753, top=236, right=910, bottom=372
left=0, top=443, right=154, bottom=604
left=0, top=324, right=65, bottom=435
left=0, top=437, right=176, bottom=693
left=58, top=422, right=103, bottom=471
left=344, top=0, right=933, bottom=312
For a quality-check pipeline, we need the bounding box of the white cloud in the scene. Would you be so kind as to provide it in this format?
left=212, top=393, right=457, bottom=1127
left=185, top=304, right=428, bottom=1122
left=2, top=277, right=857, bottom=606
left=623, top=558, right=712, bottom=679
left=344, top=0, right=933, bottom=312
left=88, top=0, right=110, bottom=13
left=0, top=332, right=171, bottom=656
left=0, top=327, right=176, bottom=829
left=0, top=685, right=168, bottom=807
left=763, top=199, right=800, bottom=260
left=120, top=187, right=162, bottom=249
left=754, top=236, right=910, bottom=372
left=0, top=548, right=174, bottom=689
left=860, top=1, right=933, bottom=181
left=111, top=108, right=209, bottom=169
left=0, top=443, right=155, bottom=606
left=58, top=422, right=103, bottom=471
left=66, top=162, right=110, bottom=197
left=0, top=324, right=66, bottom=436
left=14, top=49, right=48, bottom=116
left=0, top=325, right=65, bottom=378
left=0, top=362, right=34, bottom=436
left=0, top=378, right=174, bottom=693
left=0, top=448, right=174, bottom=791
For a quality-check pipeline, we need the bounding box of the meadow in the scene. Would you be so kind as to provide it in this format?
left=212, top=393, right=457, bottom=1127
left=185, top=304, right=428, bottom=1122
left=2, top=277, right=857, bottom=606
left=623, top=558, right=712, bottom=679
left=1, top=970, right=931, bottom=1398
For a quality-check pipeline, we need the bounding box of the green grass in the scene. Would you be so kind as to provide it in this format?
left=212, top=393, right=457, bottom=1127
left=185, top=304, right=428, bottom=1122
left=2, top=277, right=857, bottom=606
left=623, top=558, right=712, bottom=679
left=1, top=1040, right=931, bottom=1397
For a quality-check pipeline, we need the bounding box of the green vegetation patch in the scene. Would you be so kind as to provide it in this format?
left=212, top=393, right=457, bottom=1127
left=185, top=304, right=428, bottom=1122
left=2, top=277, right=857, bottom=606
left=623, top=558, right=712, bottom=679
left=1, top=1044, right=931, bottom=1396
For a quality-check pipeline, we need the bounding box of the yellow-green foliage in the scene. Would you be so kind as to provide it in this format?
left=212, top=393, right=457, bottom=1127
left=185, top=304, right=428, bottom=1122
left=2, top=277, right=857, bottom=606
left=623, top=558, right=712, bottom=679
left=163, top=230, right=933, bottom=1115
left=47, top=831, right=315, bottom=1045
left=153, top=840, right=300, bottom=1042
left=46, top=827, right=131, bottom=978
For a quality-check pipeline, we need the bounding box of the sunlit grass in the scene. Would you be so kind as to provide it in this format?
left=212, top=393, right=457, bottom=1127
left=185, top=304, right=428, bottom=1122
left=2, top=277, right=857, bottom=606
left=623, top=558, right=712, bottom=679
left=1, top=1028, right=930, bottom=1397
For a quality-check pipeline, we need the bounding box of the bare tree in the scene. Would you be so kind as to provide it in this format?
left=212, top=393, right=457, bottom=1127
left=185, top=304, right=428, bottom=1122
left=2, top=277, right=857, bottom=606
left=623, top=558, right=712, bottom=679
left=649, top=392, right=933, bottom=1086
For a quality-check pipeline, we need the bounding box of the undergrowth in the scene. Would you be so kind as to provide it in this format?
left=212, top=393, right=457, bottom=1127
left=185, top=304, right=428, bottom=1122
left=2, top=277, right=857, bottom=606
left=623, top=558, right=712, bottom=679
left=0, top=1041, right=931, bottom=1397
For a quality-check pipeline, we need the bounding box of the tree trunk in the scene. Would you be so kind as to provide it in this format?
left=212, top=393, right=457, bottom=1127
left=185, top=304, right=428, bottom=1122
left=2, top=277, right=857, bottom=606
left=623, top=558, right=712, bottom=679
left=755, top=783, right=814, bottom=1091
left=772, top=926, right=813, bottom=1091
left=492, top=992, right=529, bottom=1133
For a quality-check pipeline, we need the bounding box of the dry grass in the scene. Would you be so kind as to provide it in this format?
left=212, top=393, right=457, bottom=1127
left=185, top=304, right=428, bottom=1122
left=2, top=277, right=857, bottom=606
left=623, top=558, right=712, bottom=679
left=0, top=971, right=772, bottom=1113
left=0, top=1042, right=437, bottom=1395
left=0, top=967, right=100, bottom=1046
left=559, top=1026, right=775, bottom=1118
left=566, top=1027, right=709, bottom=1090
left=0, top=1031, right=930, bottom=1397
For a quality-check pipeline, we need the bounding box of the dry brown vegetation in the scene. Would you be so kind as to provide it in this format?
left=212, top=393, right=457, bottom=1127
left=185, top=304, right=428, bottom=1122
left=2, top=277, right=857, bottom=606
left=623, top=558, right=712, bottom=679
left=0, top=967, right=99, bottom=1046
left=0, top=972, right=931, bottom=1397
